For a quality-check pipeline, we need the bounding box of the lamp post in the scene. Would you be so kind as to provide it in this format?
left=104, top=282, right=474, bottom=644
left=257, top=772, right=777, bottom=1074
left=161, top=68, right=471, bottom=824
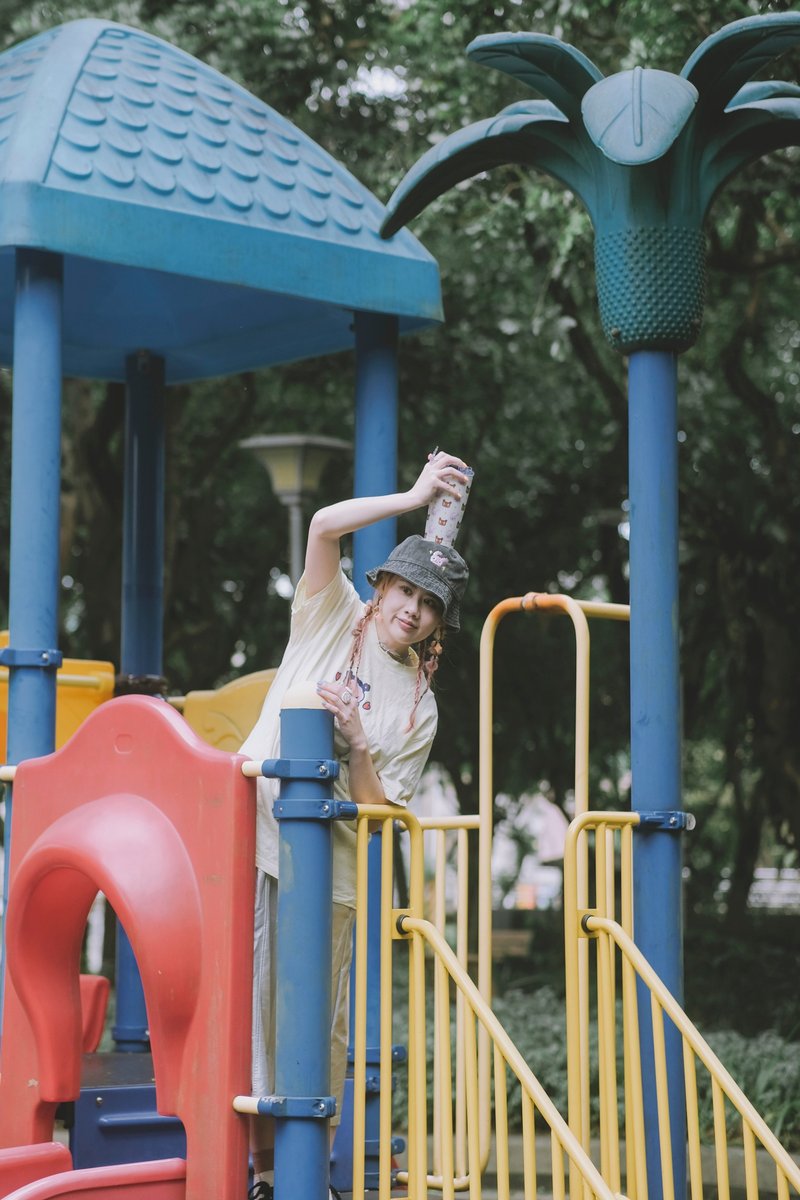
left=240, top=434, right=351, bottom=586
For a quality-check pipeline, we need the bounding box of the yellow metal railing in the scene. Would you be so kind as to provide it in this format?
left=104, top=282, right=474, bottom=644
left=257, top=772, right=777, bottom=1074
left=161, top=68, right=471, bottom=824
left=350, top=806, right=623, bottom=1200
left=480, top=594, right=630, bottom=1179
left=348, top=587, right=798, bottom=1200
left=564, top=810, right=800, bottom=1200
left=351, top=807, right=482, bottom=1196
left=347, top=592, right=632, bottom=1197
left=418, top=813, right=481, bottom=1182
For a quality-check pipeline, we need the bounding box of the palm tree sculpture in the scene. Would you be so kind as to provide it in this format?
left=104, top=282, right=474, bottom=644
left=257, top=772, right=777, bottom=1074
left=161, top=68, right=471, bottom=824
left=380, top=13, right=800, bottom=1195
left=382, top=14, right=800, bottom=353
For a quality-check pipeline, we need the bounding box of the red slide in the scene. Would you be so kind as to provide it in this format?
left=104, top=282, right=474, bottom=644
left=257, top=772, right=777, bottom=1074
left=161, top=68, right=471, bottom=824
left=0, top=1156, right=186, bottom=1199
left=0, top=1145, right=71, bottom=1194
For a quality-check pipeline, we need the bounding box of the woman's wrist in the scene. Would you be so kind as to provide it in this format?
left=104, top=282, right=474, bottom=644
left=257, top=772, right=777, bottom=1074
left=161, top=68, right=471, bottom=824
left=403, top=484, right=429, bottom=512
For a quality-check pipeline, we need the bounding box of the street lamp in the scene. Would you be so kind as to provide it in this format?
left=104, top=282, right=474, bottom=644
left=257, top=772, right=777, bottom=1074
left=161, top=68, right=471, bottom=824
left=240, top=434, right=352, bottom=586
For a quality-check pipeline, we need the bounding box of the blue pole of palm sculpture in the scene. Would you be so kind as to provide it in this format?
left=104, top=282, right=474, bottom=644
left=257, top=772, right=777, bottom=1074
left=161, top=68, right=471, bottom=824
left=379, top=14, right=800, bottom=1199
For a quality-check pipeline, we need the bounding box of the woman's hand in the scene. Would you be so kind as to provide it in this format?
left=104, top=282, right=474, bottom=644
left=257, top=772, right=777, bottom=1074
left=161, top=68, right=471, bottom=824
left=316, top=679, right=391, bottom=807
left=316, top=679, right=367, bottom=751
left=407, top=450, right=469, bottom=509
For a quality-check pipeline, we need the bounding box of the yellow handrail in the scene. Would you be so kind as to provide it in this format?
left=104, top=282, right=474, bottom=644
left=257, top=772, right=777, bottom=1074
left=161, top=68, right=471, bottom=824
left=564, top=809, right=800, bottom=1200
left=398, top=914, right=621, bottom=1200
left=350, top=798, right=799, bottom=1200
left=351, top=596, right=798, bottom=1200
left=0, top=669, right=107, bottom=689
left=351, top=804, right=626, bottom=1200
left=352, top=806, right=480, bottom=1198
left=345, top=594, right=636, bottom=1196
left=481, top=594, right=630, bottom=1185
left=589, top=914, right=800, bottom=1197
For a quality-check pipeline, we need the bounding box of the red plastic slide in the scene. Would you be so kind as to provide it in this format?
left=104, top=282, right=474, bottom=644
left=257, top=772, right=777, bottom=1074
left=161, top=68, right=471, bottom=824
left=0, top=1156, right=185, bottom=1199
left=0, top=1144, right=71, bottom=1195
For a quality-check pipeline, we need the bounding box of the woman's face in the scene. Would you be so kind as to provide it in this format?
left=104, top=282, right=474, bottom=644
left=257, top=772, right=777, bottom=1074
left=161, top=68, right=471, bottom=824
left=376, top=575, right=442, bottom=653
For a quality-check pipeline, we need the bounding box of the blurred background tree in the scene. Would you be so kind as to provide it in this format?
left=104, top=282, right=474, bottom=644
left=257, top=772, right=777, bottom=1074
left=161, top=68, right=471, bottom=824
left=0, top=0, right=797, bottom=940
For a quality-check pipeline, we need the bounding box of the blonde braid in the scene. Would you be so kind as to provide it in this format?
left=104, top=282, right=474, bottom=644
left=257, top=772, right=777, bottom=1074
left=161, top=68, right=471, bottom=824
left=347, top=597, right=377, bottom=686
left=421, top=627, right=445, bottom=685
left=406, top=627, right=445, bottom=731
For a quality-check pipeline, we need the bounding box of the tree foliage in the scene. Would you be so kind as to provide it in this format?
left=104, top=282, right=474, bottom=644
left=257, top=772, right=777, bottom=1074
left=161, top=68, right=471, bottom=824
left=0, top=0, right=797, bottom=921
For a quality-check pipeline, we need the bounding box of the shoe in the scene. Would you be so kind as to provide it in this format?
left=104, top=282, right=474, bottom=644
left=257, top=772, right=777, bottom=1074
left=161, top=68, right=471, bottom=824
left=248, top=1180, right=335, bottom=1199
left=248, top=1182, right=274, bottom=1200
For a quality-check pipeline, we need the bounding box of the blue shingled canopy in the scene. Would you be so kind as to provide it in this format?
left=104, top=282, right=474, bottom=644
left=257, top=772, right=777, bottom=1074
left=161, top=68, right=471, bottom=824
left=0, top=18, right=442, bottom=382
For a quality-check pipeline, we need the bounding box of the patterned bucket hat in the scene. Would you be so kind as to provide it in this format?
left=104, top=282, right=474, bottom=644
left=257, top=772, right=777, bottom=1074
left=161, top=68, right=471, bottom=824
left=366, top=535, right=469, bottom=630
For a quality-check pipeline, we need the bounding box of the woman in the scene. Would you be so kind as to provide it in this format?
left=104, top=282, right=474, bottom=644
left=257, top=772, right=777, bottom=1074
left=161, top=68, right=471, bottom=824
left=242, top=450, right=470, bottom=1200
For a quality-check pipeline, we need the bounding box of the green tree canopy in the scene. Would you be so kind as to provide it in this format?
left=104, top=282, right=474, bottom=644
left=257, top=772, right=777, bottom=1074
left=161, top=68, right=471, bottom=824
left=0, top=0, right=797, bottom=923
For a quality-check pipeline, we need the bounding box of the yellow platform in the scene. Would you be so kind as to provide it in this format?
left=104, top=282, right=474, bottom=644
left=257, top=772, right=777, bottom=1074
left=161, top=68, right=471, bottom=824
left=0, top=632, right=115, bottom=758
left=174, top=669, right=276, bottom=751
left=0, top=631, right=274, bottom=756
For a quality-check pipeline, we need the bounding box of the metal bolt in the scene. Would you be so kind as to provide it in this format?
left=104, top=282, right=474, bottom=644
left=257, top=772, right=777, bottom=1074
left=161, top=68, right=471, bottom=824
left=95, top=1096, right=104, bottom=1107
left=315, top=1101, right=325, bottom=1113
left=321, top=803, right=330, bottom=815
left=318, top=763, right=329, bottom=777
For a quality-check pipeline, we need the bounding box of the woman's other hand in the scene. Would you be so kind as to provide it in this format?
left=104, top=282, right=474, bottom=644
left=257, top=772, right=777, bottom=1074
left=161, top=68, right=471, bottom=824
left=316, top=679, right=367, bottom=751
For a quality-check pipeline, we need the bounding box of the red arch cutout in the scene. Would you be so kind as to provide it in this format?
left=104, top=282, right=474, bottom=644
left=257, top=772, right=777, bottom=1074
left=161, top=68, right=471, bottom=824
left=0, top=696, right=255, bottom=1200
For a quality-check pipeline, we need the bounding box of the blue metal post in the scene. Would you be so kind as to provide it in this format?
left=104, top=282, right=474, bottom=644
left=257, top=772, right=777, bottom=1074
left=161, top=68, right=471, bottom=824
left=272, top=699, right=338, bottom=1200
left=348, top=311, right=399, bottom=1190
left=628, top=350, right=685, bottom=1199
left=120, top=351, right=166, bottom=681
left=1, top=249, right=63, bottom=1023
left=113, top=350, right=166, bottom=1053
left=352, top=311, right=399, bottom=589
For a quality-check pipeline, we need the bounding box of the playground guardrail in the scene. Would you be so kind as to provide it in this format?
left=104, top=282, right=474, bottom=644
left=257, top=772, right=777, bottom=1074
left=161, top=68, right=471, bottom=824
left=417, top=813, right=482, bottom=1185
left=350, top=805, right=621, bottom=1200
left=564, top=810, right=800, bottom=1200
left=479, top=592, right=630, bottom=1186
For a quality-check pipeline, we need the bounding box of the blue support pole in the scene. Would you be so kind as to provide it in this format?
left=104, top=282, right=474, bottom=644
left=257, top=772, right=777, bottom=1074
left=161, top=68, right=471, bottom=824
left=120, top=351, right=166, bottom=681
left=628, top=350, right=686, bottom=1200
left=352, top=311, right=399, bottom=589
left=347, top=311, right=399, bottom=1190
left=113, top=350, right=166, bottom=1053
left=1, top=249, right=63, bottom=1023
left=270, top=697, right=340, bottom=1200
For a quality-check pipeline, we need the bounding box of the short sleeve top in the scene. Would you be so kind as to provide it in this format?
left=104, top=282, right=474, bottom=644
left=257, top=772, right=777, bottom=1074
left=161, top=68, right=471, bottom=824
left=240, top=568, right=438, bottom=906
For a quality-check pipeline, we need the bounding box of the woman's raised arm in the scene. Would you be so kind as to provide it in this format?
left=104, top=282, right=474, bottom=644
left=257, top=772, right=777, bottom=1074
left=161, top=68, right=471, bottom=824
left=303, top=451, right=467, bottom=598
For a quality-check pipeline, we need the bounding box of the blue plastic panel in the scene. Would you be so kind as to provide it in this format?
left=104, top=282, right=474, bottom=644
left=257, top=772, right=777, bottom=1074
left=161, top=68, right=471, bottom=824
left=71, top=1055, right=186, bottom=1169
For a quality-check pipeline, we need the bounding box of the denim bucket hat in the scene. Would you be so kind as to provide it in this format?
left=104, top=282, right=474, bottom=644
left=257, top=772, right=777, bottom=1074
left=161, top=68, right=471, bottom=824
left=366, top=535, right=469, bottom=630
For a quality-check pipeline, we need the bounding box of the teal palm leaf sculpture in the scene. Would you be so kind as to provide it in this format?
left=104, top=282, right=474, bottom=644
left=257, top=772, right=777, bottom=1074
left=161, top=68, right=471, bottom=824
left=381, top=14, right=800, bottom=355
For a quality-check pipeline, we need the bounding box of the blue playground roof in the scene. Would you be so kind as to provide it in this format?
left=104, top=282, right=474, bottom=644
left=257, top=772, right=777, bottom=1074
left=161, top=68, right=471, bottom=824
left=0, top=20, right=442, bottom=382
